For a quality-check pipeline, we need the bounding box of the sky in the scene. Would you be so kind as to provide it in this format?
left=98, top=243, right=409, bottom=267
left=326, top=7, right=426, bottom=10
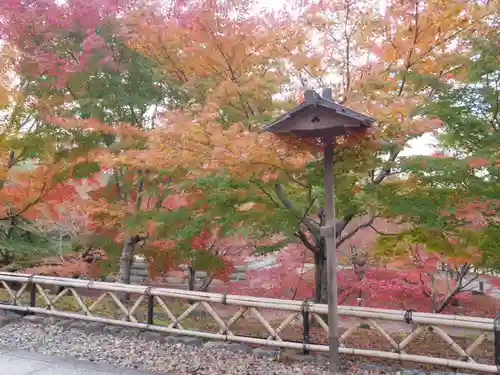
left=400, top=133, right=437, bottom=157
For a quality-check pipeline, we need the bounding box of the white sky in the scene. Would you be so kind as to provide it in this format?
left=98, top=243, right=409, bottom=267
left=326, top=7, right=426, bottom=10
left=400, top=133, right=437, bottom=156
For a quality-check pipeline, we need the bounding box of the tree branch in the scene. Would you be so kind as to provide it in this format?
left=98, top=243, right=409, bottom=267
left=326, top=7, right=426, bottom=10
left=342, top=0, right=352, bottom=96
left=275, top=182, right=293, bottom=209
left=0, top=151, right=17, bottom=190
left=113, top=168, right=123, bottom=200
left=283, top=169, right=308, bottom=188
left=275, top=182, right=321, bottom=236
left=411, top=13, right=492, bottom=69
left=128, top=104, right=142, bottom=127
left=419, top=274, right=431, bottom=298
left=295, top=230, right=317, bottom=254
left=0, top=181, right=48, bottom=221
left=397, top=0, right=420, bottom=96
left=372, top=148, right=401, bottom=184
left=256, top=182, right=280, bottom=208
left=337, top=214, right=354, bottom=234
left=434, top=263, right=476, bottom=313
left=337, top=216, right=377, bottom=247
left=369, top=224, right=399, bottom=236
left=132, top=234, right=148, bottom=244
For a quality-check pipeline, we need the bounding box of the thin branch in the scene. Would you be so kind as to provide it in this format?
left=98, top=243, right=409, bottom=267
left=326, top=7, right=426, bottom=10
left=369, top=224, right=399, bottom=236
left=132, top=234, right=148, bottom=244
left=128, top=105, right=141, bottom=127
left=300, top=196, right=317, bottom=224
left=372, top=148, right=401, bottom=184
left=150, top=104, right=158, bottom=129
left=0, top=151, right=18, bottom=190
left=337, top=214, right=354, bottom=234
left=338, top=287, right=354, bottom=305
left=283, top=169, right=308, bottom=188
left=113, top=168, right=123, bottom=200
left=0, top=181, right=48, bottom=221
left=337, top=216, right=377, bottom=247
left=434, top=264, right=477, bottom=313
left=343, top=0, right=352, bottom=95
left=295, top=230, right=317, bottom=254
left=134, top=171, right=145, bottom=212
left=397, top=0, right=420, bottom=96
left=213, top=40, right=255, bottom=119
left=411, top=13, right=493, bottom=68
left=419, top=273, right=431, bottom=297
left=256, top=182, right=280, bottom=208
left=274, top=182, right=293, bottom=209
left=275, top=182, right=321, bottom=236
left=154, top=184, right=171, bottom=210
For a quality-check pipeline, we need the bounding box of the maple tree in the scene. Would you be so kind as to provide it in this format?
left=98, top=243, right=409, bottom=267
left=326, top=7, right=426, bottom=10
left=117, top=0, right=500, bottom=304
left=0, top=44, right=93, bottom=265
left=0, top=0, right=175, bottom=137
left=21, top=0, right=306, bottom=288
left=369, top=30, right=499, bottom=281
left=416, top=33, right=500, bottom=270
left=0, top=0, right=189, bottom=287
left=125, top=0, right=300, bottom=127
left=5, top=0, right=498, bottom=314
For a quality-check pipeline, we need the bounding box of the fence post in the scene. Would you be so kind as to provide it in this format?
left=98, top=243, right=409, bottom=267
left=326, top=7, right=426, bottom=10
left=302, top=300, right=310, bottom=355
left=146, top=287, right=154, bottom=325
left=22, top=277, right=37, bottom=316
left=29, top=281, right=36, bottom=308
left=495, top=314, right=500, bottom=373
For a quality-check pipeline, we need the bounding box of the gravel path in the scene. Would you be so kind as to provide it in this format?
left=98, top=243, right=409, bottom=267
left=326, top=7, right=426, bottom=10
left=0, top=319, right=337, bottom=375
left=0, top=315, right=468, bottom=375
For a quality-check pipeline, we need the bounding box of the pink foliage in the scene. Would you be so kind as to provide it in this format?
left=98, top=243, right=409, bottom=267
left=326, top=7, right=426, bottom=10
left=453, top=198, right=500, bottom=226
left=0, top=0, right=131, bottom=88
left=0, top=0, right=130, bottom=36
left=227, top=244, right=315, bottom=299
left=82, top=32, right=107, bottom=53
left=226, top=247, right=500, bottom=317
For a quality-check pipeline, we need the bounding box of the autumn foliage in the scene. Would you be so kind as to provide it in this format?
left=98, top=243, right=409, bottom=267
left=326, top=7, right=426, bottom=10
left=0, top=0, right=498, bottom=317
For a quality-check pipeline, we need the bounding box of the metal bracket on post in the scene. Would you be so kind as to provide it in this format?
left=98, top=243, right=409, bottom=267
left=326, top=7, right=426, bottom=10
left=220, top=293, right=228, bottom=305
left=494, top=314, right=500, bottom=372
left=301, top=300, right=310, bottom=355
left=319, top=225, right=335, bottom=237
left=404, top=309, right=414, bottom=324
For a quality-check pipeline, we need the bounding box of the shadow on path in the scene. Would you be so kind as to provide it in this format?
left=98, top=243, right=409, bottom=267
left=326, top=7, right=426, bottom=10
left=0, top=347, right=164, bottom=375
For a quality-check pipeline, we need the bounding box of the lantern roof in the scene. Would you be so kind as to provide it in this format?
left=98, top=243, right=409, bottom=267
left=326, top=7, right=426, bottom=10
left=264, top=89, right=375, bottom=138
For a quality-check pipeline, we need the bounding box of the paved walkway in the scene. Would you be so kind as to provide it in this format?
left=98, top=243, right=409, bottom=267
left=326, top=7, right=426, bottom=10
left=0, top=347, right=163, bottom=375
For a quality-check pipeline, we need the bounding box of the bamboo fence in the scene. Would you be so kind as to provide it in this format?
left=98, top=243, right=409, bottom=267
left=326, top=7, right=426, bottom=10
left=0, top=272, right=498, bottom=373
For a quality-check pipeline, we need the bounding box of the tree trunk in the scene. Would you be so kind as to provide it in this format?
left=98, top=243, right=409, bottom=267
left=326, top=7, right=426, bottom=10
left=299, top=218, right=351, bottom=304
left=200, top=274, right=214, bottom=292
left=119, top=236, right=136, bottom=303
left=312, top=244, right=329, bottom=329
left=187, top=265, right=196, bottom=291
left=314, top=243, right=328, bottom=304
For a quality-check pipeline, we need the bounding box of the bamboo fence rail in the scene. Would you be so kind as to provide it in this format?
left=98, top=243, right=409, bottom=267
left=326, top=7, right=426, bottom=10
left=0, top=272, right=498, bottom=373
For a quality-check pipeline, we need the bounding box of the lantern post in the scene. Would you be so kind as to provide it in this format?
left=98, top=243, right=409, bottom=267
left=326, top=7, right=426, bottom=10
left=264, top=88, right=375, bottom=374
